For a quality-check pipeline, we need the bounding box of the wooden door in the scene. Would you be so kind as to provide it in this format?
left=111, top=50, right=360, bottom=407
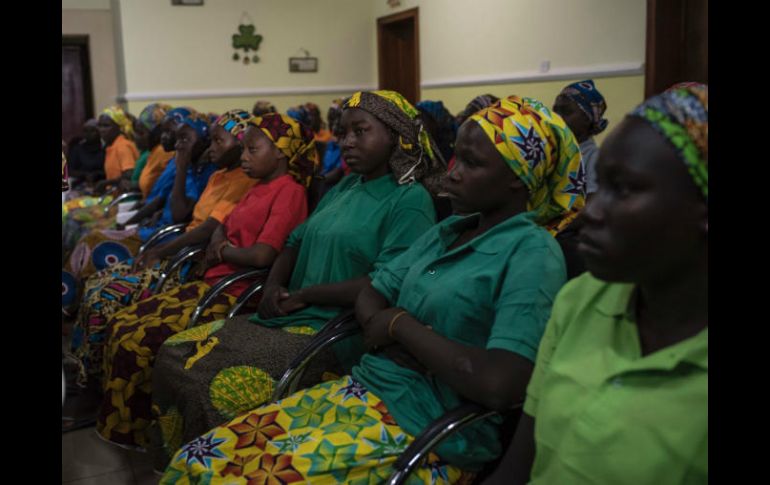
left=377, top=8, right=420, bottom=104
left=62, top=36, right=94, bottom=145
left=645, top=0, right=708, bottom=97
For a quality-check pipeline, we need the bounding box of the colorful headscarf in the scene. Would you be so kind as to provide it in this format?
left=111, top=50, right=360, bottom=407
left=215, top=109, right=252, bottom=140
left=344, top=90, right=447, bottom=195
left=165, top=107, right=210, bottom=142
left=559, top=80, right=608, bottom=135
left=101, top=105, right=134, bottom=139
left=470, top=95, right=586, bottom=235
left=456, top=94, right=500, bottom=125
left=629, top=82, right=708, bottom=200
left=138, top=103, right=173, bottom=131
left=252, top=101, right=277, bottom=116
left=248, top=113, right=318, bottom=188
left=286, top=103, right=321, bottom=129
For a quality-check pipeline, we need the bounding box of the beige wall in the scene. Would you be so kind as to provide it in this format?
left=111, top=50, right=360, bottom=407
left=114, top=0, right=646, bottom=132
left=118, top=0, right=375, bottom=111
left=62, top=8, right=120, bottom=114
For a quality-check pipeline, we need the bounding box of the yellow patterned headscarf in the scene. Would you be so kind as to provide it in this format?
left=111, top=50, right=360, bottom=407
left=101, top=105, right=134, bottom=139
left=249, top=113, right=318, bottom=188
left=470, top=96, right=586, bottom=235
left=344, top=90, right=446, bottom=195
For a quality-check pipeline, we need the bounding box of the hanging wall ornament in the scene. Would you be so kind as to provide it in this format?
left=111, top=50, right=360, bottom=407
left=231, top=12, right=262, bottom=64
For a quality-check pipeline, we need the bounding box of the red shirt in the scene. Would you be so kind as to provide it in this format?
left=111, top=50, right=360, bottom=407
left=203, top=174, right=308, bottom=296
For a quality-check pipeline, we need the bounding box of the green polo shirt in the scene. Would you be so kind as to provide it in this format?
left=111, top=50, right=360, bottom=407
left=250, top=173, right=436, bottom=366
left=525, top=273, right=708, bottom=484
left=353, top=211, right=567, bottom=470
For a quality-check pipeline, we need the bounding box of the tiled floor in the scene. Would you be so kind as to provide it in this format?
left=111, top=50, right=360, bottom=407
left=61, top=427, right=159, bottom=484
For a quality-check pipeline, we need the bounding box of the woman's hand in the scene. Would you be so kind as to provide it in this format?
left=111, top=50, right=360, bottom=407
left=278, top=290, right=308, bottom=315
left=258, top=284, right=291, bottom=319
left=203, top=240, right=224, bottom=269
left=132, top=249, right=161, bottom=272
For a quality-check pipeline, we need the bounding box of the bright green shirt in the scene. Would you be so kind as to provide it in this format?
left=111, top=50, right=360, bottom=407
left=131, top=150, right=150, bottom=183
left=249, top=173, right=436, bottom=366
left=353, top=211, right=567, bottom=470
left=525, top=273, right=708, bottom=484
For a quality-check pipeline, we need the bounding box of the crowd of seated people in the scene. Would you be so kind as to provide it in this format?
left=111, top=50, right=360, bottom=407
left=61, top=82, right=707, bottom=484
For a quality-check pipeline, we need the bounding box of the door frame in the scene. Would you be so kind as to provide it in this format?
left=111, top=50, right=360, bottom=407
left=62, top=34, right=95, bottom=121
left=377, top=7, right=420, bottom=102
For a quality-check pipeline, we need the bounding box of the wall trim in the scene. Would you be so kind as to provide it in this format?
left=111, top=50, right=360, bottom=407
left=120, top=84, right=377, bottom=102
left=420, top=62, right=644, bottom=89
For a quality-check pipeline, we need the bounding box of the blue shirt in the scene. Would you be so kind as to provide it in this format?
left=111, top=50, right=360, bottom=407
left=138, top=161, right=217, bottom=241
left=321, top=140, right=343, bottom=175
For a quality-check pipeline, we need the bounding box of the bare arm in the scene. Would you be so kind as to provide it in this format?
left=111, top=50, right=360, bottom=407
left=482, top=413, right=536, bottom=485
left=220, top=243, right=278, bottom=269
left=169, top=152, right=196, bottom=223
left=258, top=246, right=300, bottom=319
left=294, top=276, right=371, bottom=308
left=125, top=196, right=163, bottom=225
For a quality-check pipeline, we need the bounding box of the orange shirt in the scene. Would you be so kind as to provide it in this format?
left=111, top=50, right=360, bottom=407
left=139, top=145, right=175, bottom=197
left=186, top=167, right=258, bottom=231
left=314, top=129, right=333, bottom=144
left=104, top=134, right=139, bottom=180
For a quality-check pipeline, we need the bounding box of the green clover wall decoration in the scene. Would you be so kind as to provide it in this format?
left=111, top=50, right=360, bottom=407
left=232, top=24, right=263, bottom=64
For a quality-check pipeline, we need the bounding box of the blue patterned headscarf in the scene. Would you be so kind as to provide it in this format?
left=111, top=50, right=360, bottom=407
left=165, top=107, right=210, bottom=142
left=559, top=79, right=608, bottom=135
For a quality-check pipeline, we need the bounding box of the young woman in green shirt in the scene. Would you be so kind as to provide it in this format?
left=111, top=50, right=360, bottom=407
left=159, top=95, right=585, bottom=483
left=485, top=83, right=708, bottom=485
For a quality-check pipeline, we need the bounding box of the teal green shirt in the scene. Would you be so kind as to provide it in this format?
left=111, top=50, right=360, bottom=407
left=131, top=150, right=150, bottom=183
left=249, top=174, right=436, bottom=366
left=525, top=273, right=708, bottom=484
left=353, top=211, right=567, bottom=470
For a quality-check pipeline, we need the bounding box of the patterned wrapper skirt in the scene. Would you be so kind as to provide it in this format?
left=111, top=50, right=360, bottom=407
left=62, top=195, right=115, bottom=260
left=151, top=316, right=342, bottom=470
left=96, top=280, right=235, bottom=449
left=62, top=227, right=143, bottom=310
left=70, top=261, right=187, bottom=386
left=160, top=376, right=474, bottom=484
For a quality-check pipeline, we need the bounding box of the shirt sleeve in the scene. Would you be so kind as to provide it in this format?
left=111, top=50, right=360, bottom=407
left=116, top=143, right=137, bottom=173
left=486, top=244, right=566, bottom=363
left=256, top=184, right=309, bottom=253
left=521, top=274, right=581, bottom=417
left=371, top=186, right=436, bottom=272
left=370, top=224, right=437, bottom=305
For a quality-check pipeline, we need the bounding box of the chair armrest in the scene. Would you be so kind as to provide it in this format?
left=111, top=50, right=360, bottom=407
left=154, top=244, right=206, bottom=294
left=271, top=310, right=358, bottom=402
left=187, top=267, right=270, bottom=329
left=386, top=402, right=523, bottom=485
left=104, top=191, right=142, bottom=216
left=137, top=223, right=187, bottom=256
left=226, top=278, right=267, bottom=319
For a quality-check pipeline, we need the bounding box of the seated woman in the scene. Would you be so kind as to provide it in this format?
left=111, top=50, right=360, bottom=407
left=251, top=100, right=276, bottom=116
left=62, top=108, right=215, bottom=312
left=151, top=90, right=444, bottom=470
left=66, top=118, right=105, bottom=192
left=483, top=84, right=708, bottom=485
left=94, top=112, right=314, bottom=450
left=160, top=95, right=583, bottom=484
left=62, top=106, right=139, bottom=257
left=94, top=105, right=140, bottom=194
left=552, top=79, right=608, bottom=199
left=71, top=110, right=257, bottom=386
left=126, top=103, right=176, bottom=198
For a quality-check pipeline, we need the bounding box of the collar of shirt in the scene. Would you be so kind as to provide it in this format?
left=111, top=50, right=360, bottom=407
left=593, top=281, right=708, bottom=372
left=436, top=211, right=541, bottom=256
left=353, top=173, right=400, bottom=200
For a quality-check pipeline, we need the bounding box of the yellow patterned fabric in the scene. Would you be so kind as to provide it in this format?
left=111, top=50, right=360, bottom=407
left=102, top=105, right=134, bottom=139
left=470, top=95, right=586, bottom=235
left=97, top=281, right=236, bottom=448
left=161, top=376, right=475, bottom=484
left=249, top=113, right=318, bottom=188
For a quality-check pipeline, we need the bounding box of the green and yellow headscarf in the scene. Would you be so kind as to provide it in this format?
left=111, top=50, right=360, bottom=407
left=470, top=95, right=586, bottom=235
left=101, top=105, right=134, bottom=139
left=248, top=113, right=318, bottom=188
left=344, top=90, right=447, bottom=195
